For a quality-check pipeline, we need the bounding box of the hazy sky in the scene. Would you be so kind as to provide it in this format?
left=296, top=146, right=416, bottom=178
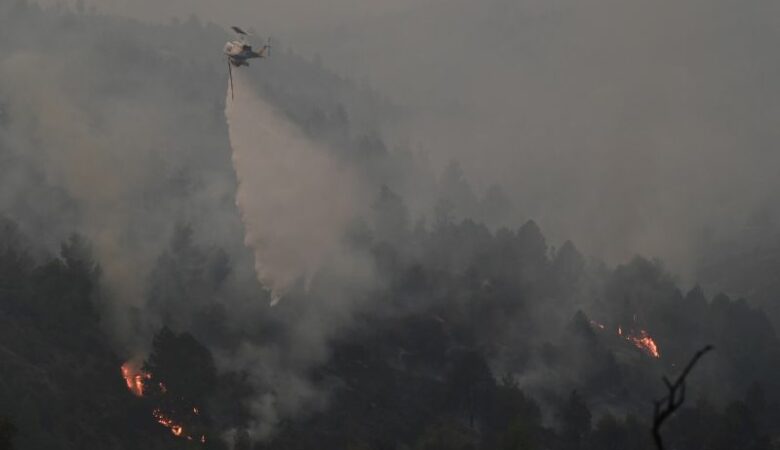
left=37, top=0, right=780, bottom=276
left=45, top=0, right=428, bottom=32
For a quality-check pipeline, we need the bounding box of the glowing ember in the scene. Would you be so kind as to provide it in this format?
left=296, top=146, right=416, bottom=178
left=628, top=329, right=660, bottom=358
left=589, top=321, right=661, bottom=358
left=121, top=362, right=151, bottom=397
left=151, top=408, right=207, bottom=442
left=153, top=409, right=185, bottom=437
left=121, top=360, right=207, bottom=443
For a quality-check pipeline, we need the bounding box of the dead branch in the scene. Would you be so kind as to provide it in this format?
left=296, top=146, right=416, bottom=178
left=652, top=345, right=713, bottom=450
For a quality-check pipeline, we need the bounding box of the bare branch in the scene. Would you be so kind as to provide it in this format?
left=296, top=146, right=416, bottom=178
left=652, top=345, right=713, bottom=450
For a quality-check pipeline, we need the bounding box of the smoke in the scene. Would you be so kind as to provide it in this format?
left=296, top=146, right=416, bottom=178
left=8, top=0, right=778, bottom=433
left=225, top=70, right=366, bottom=303
left=0, top=51, right=150, bottom=306
left=216, top=340, right=333, bottom=441
left=39, top=0, right=780, bottom=281
left=302, top=0, right=780, bottom=278
left=0, top=13, right=244, bottom=351
left=222, top=71, right=379, bottom=439
left=0, top=8, right=377, bottom=439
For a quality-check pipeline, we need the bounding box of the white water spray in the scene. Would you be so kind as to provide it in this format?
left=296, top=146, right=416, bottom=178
left=225, top=72, right=361, bottom=304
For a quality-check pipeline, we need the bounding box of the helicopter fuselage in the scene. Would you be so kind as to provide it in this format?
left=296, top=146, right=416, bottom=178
left=224, top=41, right=265, bottom=67
left=224, top=30, right=271, bottom=99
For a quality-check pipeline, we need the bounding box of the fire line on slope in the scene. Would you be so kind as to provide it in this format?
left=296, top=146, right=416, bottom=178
left=120, top=361, right=207, bottom=443
left=590, top=320, right=661, bottom=358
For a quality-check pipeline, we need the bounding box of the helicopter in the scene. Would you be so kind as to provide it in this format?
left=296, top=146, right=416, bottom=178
left=224, top=26, right=271, bottom=98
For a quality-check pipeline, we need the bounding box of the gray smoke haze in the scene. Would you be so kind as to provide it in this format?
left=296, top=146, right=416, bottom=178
left=0, top=5, right=246, bottom=349
left=47, top=0, right=780, bottom=279
left=5, top=0, right=780, bottom=443
left=311, top=0, right=780, bottom=279
left=0, top=4, right=384, bottom=439
left=0, top=50, right=160, bottom=318
left=224, top=71, right=382, bottom=436
left=38, top=0, right=428, bottom=33
left=226, top=71, right=368, bottom=302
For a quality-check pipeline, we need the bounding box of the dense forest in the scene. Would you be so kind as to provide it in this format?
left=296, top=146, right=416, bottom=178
left=1, top=2, right=780, bottom=450
left=2, top=209, right=779, bottom=449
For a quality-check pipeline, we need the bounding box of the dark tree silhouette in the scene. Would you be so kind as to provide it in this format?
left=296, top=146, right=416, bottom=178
left=652, top=346, right=714, bottom=450
left=446, top=351, right=495, bottom=429
left=558, top=391, right=591, bottom=450
left=0, top=417, right=16, bottom=450
left=143, top=327, right=218, bottom=439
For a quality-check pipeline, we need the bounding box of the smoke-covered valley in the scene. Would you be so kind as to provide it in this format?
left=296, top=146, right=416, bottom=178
left=1, top=1, right=780, bottom=450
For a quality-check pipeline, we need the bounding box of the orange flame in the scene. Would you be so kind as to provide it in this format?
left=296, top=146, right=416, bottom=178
left=153, top=409, right=185, bottom=437
left=628, top=330, right=660, bottom=358
left=121, top=361, right=207, bottom=443
left=121, top=362, right=151, bottom=397
left=152, top=408, right=207, bottom=442
left=589, top=321, right=661, bottom=358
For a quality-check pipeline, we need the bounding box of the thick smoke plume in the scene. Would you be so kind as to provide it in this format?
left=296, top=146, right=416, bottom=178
left=221, top=72, right=378, bottom=439
left=225, top=71, right=364, bottom=301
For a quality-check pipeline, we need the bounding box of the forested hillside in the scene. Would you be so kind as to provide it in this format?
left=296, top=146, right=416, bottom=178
left=0, top=2, right=779, bottom=450
left=2, top=214, right=779, bottom=449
